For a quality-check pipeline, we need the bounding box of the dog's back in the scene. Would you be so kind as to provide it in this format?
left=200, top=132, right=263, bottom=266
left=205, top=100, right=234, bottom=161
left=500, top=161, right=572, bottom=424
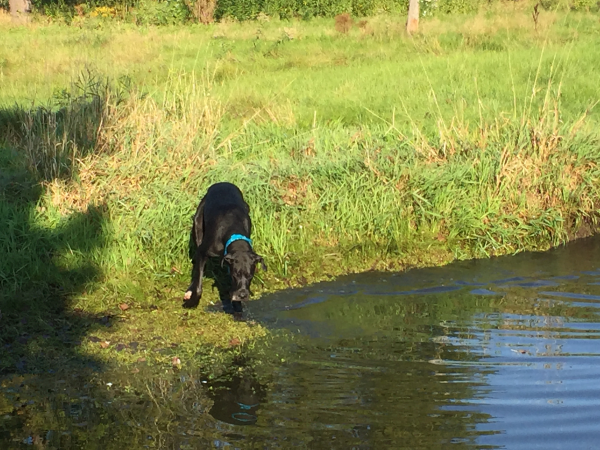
left=190, top=182, right=251, bottom=258
left=203, top=182, right=248, bottom=213
left=202, top=182, right=250, bottom=227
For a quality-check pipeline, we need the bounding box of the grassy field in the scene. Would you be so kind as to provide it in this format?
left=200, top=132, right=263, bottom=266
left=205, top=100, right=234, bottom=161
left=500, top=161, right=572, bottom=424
left=1, top=5, right=600, bottom=373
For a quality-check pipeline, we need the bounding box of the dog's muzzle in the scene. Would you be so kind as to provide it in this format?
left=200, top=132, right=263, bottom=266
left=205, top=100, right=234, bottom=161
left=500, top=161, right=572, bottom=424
left=231, top=289, right=249, bottom=302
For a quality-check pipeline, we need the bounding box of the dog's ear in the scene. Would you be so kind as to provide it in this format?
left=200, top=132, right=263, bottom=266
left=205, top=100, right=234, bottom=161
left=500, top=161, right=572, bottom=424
left=253, top=254, right=267, bottom=271
left=221, top=254, right=234, bottom=268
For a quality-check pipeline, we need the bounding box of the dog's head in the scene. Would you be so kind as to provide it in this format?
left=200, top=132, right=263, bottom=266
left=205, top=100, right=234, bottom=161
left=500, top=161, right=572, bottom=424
left=222, top=251, right=267, bottom=302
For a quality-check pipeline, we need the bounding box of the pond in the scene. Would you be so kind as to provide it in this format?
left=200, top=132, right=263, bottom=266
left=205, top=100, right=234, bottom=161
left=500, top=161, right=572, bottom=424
left=2, top=236, right=600, bottom=448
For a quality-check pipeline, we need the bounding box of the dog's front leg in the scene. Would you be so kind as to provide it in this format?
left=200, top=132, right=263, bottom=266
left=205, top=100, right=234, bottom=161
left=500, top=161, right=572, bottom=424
left=183, top=249, right=207, bottom=308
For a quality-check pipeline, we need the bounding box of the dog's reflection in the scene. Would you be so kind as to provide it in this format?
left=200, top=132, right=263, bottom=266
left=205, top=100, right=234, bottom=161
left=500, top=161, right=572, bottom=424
left=208, top=369, right=267, bottom=426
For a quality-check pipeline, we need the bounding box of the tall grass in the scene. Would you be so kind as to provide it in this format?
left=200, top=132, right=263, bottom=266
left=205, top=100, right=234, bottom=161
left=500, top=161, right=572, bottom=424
left=5, top=62, right=598, bottom=287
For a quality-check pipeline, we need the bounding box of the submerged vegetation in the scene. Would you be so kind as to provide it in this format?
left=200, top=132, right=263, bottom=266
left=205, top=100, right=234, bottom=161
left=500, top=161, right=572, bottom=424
left=0, top=6, right=599, bottom=380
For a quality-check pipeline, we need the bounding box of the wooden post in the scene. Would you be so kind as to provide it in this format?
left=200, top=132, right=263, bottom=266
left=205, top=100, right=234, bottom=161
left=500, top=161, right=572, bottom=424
left=406, top=0, right=419, bottom=35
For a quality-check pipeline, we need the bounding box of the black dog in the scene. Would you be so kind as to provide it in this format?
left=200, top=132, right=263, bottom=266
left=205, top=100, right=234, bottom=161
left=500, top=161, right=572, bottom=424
left=183, top=182, right=266, bottom=310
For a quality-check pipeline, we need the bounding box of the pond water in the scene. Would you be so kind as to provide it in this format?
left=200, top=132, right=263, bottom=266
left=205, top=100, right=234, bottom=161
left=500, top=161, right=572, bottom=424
left=2, top=236, right=600, bottom=448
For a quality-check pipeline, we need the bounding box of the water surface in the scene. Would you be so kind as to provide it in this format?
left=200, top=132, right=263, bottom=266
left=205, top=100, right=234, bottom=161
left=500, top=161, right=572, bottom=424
left=243, top=235, right=600, bottom=448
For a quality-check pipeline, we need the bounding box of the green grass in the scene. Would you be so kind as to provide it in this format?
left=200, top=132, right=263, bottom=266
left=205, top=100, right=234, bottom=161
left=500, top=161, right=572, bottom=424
left=1, top=6, right=600, bottom=373
left=1, top=9, right=599, bottom=127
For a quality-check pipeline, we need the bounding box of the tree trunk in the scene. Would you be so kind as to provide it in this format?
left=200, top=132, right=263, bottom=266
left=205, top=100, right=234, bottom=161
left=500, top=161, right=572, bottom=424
left=9, top=0, right=32, bottom=23
left=406, top=0, right=419, bottom=35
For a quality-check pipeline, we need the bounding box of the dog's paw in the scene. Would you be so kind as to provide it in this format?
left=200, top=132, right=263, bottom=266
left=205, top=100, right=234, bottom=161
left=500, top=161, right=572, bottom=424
left=183, top=290, right=200, bottom=308
left=182, top=298, right=199, bottom=309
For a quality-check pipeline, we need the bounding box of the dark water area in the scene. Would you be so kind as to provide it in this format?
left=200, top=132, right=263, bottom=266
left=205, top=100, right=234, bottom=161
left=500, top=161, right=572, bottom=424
left=3, top=236, right=600, bottom=448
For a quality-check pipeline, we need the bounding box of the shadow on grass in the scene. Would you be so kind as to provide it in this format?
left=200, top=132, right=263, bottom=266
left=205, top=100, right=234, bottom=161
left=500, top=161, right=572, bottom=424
left=0, top=99, right=111, bottom=376
left=0, top=100, right=125, bottom=445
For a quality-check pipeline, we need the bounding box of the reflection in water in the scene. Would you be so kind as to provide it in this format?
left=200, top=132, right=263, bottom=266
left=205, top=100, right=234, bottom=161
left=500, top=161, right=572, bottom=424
left=208, top=358, right=267, bottom=426
left=2, top=235, right=600, bottom=448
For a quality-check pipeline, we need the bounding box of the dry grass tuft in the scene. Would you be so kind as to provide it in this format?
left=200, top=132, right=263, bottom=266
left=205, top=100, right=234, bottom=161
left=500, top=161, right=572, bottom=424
left=420, top=6, right=558, bottom=36
left=335, top=13, right=354, bottom=34
left=270, top=175, right=313, bottom=206
left=0, top=9, right=12, bottom=25
left=184, top=0, right=217, bottom=24
left=3, top=70, right=225, bottom=216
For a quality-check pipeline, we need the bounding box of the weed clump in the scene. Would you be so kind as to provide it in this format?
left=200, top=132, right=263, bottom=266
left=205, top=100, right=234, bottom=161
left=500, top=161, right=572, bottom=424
left=1, top=73, right=118, bottom=181
left=184, top=0, right=217, bottom=24
left=335, top=13, right=354, bottom=34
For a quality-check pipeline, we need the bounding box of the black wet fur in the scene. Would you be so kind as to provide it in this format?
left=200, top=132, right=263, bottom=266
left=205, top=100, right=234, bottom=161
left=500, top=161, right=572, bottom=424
left=184, top=182, right=266, bottom=311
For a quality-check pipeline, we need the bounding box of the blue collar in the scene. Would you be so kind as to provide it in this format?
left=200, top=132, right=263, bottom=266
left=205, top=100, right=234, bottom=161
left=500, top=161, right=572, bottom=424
left=224, top=234, right=253, bottom=256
